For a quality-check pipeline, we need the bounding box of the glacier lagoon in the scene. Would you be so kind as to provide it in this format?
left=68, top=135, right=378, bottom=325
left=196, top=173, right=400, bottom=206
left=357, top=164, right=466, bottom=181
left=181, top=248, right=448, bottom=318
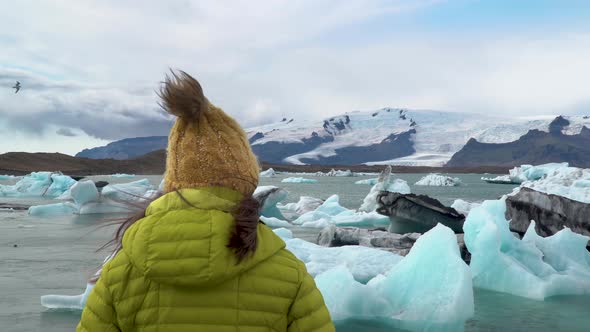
left=1, top=174, right=590, bottom=331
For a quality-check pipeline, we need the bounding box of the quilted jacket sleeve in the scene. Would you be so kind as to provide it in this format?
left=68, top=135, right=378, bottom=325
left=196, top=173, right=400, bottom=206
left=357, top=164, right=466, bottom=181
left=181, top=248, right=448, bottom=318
left=287, top=262, right=335, bottom=332
left=76, top=263, right=120, bottom=332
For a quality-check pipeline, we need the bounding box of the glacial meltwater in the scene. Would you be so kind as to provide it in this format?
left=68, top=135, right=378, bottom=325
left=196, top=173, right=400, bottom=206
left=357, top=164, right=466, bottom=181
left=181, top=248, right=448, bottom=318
left=1, top=174, right=589, bottom=331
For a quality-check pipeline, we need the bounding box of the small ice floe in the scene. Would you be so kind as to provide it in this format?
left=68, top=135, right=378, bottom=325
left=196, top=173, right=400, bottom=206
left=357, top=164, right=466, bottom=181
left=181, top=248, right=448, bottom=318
left=281, top=177, right=318, bottom=184
left=415, top=173, right=461, bottom=187
left=292, top=195, right=389, bottom=229
left=259, top=168, right=277, bottom=178
left=110, top=173, right=136, bottom=179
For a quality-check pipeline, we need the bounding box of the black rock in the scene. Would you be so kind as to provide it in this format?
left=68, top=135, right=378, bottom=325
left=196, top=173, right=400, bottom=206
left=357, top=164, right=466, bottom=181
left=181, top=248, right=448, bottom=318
left=548, top=116, right=570, bottom=134
left=505, top=187, right=590, bottom=238
left=0, top=203, right=30, bottom=211
left=376, top=192, right=465, bottom=233
left=94, top=181, right=109, bottom=189
left=317, top=225, right=471, bottom=262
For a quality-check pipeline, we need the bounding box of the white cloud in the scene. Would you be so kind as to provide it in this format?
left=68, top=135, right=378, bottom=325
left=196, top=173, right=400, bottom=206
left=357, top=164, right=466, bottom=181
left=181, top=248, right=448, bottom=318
left=1, top=0, right=589, bottom=154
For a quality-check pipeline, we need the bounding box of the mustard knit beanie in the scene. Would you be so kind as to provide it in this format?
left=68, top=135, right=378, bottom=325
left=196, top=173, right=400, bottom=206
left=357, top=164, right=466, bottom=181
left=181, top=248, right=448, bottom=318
left=159, top=70, right=260, bottom=196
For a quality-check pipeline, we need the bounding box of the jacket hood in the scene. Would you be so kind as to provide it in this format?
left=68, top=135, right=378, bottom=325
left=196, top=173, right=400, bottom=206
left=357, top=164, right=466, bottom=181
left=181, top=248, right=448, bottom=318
left=121, top=187, right=286, bottom=287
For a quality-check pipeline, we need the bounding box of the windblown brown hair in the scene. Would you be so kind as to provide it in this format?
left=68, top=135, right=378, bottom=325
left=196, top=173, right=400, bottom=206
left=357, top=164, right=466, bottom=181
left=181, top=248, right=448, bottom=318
left=227, top=196, right=261, bottom=263
left=157, top=70, right=209, bottom=120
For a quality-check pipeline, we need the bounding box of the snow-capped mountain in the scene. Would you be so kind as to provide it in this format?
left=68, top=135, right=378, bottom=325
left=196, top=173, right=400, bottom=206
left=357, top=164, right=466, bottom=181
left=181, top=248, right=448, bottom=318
left=247, top=109, right=590, bottom=166
left=75, top=108, right=590, bottom=166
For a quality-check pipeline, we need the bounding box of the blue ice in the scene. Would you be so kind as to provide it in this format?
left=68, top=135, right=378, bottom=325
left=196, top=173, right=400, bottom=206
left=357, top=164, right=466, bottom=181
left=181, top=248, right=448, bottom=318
left=463, top=198, right=590, bottom=300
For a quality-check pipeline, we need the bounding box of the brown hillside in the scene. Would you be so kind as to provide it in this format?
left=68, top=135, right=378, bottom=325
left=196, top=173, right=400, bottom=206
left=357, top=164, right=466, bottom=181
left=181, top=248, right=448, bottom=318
left=0, top=150, right=509, bottom=176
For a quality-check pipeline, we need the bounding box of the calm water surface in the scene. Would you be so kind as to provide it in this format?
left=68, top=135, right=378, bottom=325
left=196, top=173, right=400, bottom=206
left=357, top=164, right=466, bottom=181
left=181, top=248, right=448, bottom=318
left=1, top=174, right=589, bottom=331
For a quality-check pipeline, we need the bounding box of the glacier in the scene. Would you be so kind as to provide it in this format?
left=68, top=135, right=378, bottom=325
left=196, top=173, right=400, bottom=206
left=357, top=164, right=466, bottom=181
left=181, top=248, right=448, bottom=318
left=281, top=177, right=318, bottom=184
left=415, top=173, right=462, bottom=187
left=247, top=108, right=590, bottom=166
left=463, top=198, right=590, bottom=300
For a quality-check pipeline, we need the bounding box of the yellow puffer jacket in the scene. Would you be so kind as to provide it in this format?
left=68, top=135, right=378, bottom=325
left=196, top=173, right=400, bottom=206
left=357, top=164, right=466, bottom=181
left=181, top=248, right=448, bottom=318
left=77, top=187, right=334, bottom=332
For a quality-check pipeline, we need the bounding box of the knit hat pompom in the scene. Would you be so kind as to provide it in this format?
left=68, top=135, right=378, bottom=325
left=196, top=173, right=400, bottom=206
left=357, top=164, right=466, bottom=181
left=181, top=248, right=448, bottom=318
left=158, top=70, right=209, bottom=120
left=160, top=70, right=260, bottom=196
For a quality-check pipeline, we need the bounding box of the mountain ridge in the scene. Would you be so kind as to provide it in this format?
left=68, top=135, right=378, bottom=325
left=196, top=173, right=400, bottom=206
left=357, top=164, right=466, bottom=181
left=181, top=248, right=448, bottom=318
left=73, top=108, right=590, bottom=167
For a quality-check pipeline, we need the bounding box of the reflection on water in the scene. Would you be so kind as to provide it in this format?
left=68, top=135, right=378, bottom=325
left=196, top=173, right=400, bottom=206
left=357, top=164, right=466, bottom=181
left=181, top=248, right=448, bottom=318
left=336, top=290, right=590, bottom=332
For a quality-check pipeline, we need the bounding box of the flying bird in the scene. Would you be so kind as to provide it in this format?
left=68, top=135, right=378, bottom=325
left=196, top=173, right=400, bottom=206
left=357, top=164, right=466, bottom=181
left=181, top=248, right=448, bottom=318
left=13, top=81, right=21, bottom=93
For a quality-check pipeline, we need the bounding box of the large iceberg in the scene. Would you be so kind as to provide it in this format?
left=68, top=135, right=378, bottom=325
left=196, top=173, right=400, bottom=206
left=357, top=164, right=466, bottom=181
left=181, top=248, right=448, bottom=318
left=315, top=224, right=474, bottom=331
left=463, top=198, right=590, bottom=300
left=481, top=163, right=571, bottom=185
left=293, top=195, right=389, bottom=228
left=0, top=172, right=76, bottom=197
left=259, top=168, right=277, bottom=177
left=281, top=177, right=318, bottom=184
left=508, top=162, right=569, bottom=184
left=415, top=173, right=462, bottom=187
left=516, top=165, right=590, bottom=204
left=0, top=174, right=18, bottom=180
left=275, top=229, right=403, bottom=282
left=359, top=166, right=411, bottom=213
left=71, top=180, right=99, bottom=206
left=29, top=179, right=156, bottom=216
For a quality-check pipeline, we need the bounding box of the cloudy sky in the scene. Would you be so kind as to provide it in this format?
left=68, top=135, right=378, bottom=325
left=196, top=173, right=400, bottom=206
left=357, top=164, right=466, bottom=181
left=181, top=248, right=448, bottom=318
left=1, top=0, right=590, bottom=155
